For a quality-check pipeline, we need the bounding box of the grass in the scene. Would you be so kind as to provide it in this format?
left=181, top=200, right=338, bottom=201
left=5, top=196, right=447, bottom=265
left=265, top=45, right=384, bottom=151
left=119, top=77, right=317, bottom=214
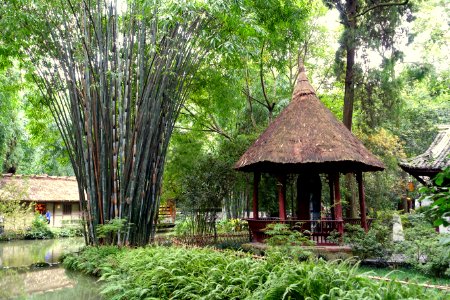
left=358, top=265, right=450, bottom=286
left=62, top=245, right=448, bottom=299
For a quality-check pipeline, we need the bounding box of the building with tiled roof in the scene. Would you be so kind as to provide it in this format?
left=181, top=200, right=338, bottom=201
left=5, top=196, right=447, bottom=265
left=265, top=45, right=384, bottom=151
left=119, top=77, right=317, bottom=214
left=399, top=125, right=450, bottom=185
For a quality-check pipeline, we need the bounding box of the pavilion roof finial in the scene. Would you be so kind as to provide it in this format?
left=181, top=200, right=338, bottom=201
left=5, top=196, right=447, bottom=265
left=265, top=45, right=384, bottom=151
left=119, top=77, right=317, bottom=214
left=293, top=63, right=316, bottom=97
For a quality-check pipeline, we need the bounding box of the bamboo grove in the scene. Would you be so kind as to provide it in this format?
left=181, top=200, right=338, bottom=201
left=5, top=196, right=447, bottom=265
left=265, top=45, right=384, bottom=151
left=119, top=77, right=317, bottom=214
left=26, top=0, right=207, bottom=246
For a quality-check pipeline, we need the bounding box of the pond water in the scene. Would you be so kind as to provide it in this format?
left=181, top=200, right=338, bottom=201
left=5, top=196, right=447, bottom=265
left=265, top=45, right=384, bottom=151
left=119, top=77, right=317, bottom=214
left=0, top=238, right=84, bottom=268
left=0, top=238, right=102, bottom=299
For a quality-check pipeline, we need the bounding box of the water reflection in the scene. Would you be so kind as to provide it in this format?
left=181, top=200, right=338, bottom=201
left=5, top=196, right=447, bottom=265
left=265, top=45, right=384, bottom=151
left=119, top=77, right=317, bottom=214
left=0, top=267, right=102, bottom=299
left=0, top=238, right=84, bottom=267
left=0, top=238, right=101, bottom=299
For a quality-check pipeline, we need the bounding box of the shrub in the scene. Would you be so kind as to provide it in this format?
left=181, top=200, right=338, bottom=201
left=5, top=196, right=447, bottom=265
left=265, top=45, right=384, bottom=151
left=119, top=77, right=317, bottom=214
left=341, top=211, right=395, bottom=260
left=24, top=213, right=54, bottom=239
left=52, top=225, right=83, bottom=238
left=264, top=223, right=314, bottom=262
left=214, top=240, right=245, bottom=251
left=96, top=218, right=130, bottom=245
left=396, top=213, right=450, bottom=278
left=217, top=218, right=248, bottom=233
left=343, top=223, right=394, bottom=260
left=173, top=217, right=195, bottom=236
left=419, top=166, right=450, bottom=227
left=0, top=229, right=25, bottom=241
left=62, top=245, right=124, bottom=276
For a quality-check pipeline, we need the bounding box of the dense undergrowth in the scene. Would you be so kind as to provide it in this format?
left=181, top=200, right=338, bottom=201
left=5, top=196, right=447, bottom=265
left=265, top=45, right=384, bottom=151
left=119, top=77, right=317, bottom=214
left=0, top=222, right=82, bottom=241
left=63, top=246, right=445, bottom=300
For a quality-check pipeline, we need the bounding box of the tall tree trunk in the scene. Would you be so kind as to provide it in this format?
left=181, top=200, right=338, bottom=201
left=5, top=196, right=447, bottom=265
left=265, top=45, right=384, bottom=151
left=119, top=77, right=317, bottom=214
left=343, top=0, right=357, bottom=130
left=343, top=0, right=358, bottom=218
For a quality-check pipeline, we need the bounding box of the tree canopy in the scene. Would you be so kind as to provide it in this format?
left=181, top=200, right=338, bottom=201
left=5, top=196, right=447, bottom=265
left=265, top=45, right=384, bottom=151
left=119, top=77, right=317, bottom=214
left=0, top=0, right=448, bottom=243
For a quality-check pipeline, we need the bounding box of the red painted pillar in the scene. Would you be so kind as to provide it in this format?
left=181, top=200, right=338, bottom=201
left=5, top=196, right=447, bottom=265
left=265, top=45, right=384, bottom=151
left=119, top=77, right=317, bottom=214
left=277, top=175, right=287, bottom=221
left=333, top=173, right=344, bottom=234
left=356, top=172, right=368, bottom=232
left=253, top=172, right=260, bottom=220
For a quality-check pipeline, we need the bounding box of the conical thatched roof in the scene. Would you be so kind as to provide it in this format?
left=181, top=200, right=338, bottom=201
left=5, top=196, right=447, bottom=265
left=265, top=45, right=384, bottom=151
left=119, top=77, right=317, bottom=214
left=235, top=68, right=385, bottom=174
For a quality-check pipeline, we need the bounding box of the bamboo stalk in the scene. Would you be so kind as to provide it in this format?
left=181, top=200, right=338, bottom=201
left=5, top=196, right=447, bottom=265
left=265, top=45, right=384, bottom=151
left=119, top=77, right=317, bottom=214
left=26, top=0, right=208, bottom=246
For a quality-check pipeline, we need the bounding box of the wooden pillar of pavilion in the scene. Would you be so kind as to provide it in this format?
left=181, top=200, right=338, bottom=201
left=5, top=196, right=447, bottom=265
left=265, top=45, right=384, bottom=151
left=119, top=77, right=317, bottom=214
left=333, top=173, right=344, bottom=234
left=356, top=172, right=368, bottom=232
left=277, top=175, right=287, bottom=221
left=253, top=172, right=260, bottom=219
left=328, top=174, right=335, bottom=219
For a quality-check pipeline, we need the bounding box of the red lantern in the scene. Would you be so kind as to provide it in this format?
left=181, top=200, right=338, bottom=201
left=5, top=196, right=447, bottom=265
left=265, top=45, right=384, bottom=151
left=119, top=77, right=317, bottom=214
left=408, top=181, right=414, bottom=192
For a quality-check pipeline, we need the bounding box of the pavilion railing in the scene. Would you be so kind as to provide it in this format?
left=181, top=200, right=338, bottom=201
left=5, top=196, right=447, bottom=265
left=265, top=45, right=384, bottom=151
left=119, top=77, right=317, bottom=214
left=245, top=218, right=374, bottom=245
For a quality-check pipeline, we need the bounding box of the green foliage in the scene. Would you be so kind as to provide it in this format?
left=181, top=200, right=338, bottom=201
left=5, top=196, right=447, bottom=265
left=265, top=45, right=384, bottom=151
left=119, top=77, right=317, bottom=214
left=265, top=223, right=312, bottom=247
left=62, top=246, right=125, bottom=276
left=19, top=86, right=73, bottom=175
left=52, top=225, right=83, bottom=238
left=0, top=65, right=23, bottom=173
left=359, top=129, right=407, bottom=211
left=355, top=57, right=405, bottom=130
left=173, top=217, right=195, bottom=236
left=214, top=239, right=246, bottom=251
left=24, top=213, right=54, bottom=239
left=419, top=167, right=450, bottom=227
left=62, top=245, right=439, bottom=299
left=0, top=181, right=29, bottom=214
left=217, top=218, right=248, bottom=233
left=264, top=223, right=314, bottom=262
left=0, top=59, right=72, bottom=175
left=343, top=212, right=395, bottom=260
left=343, top=223, right=393, bottom=261
left=0, top=180, right=33, bottom=231
left=0, top=230, right=25, bottom=241
left=176, top=150, right=247, bottom=235
left=393, top=67, right=450, bottom=157
left=96, top=218, right=130, bottom=245
left=396, top=213, right=450, bottom=278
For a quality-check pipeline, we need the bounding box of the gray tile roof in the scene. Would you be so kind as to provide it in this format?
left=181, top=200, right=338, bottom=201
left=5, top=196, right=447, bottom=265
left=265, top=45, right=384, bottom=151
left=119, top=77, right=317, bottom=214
left=399, top=125, right=450, bottom=172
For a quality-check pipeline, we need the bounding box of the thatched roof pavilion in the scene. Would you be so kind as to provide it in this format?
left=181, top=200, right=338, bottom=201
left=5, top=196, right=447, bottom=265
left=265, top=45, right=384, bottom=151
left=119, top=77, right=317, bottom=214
left=399, top=124, right=450, bottom=185
left=235, top=68, right=384, bottom=243
left=235, top=69, right=384, bottom=174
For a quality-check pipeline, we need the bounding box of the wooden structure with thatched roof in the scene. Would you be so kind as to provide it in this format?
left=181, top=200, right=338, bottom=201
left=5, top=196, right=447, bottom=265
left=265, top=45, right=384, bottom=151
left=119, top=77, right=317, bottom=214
left=235, top=68, right=384, bottom=244
left=399, top=125, right=450, bottom=185
left=0, top=174, right=81, bottom=227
